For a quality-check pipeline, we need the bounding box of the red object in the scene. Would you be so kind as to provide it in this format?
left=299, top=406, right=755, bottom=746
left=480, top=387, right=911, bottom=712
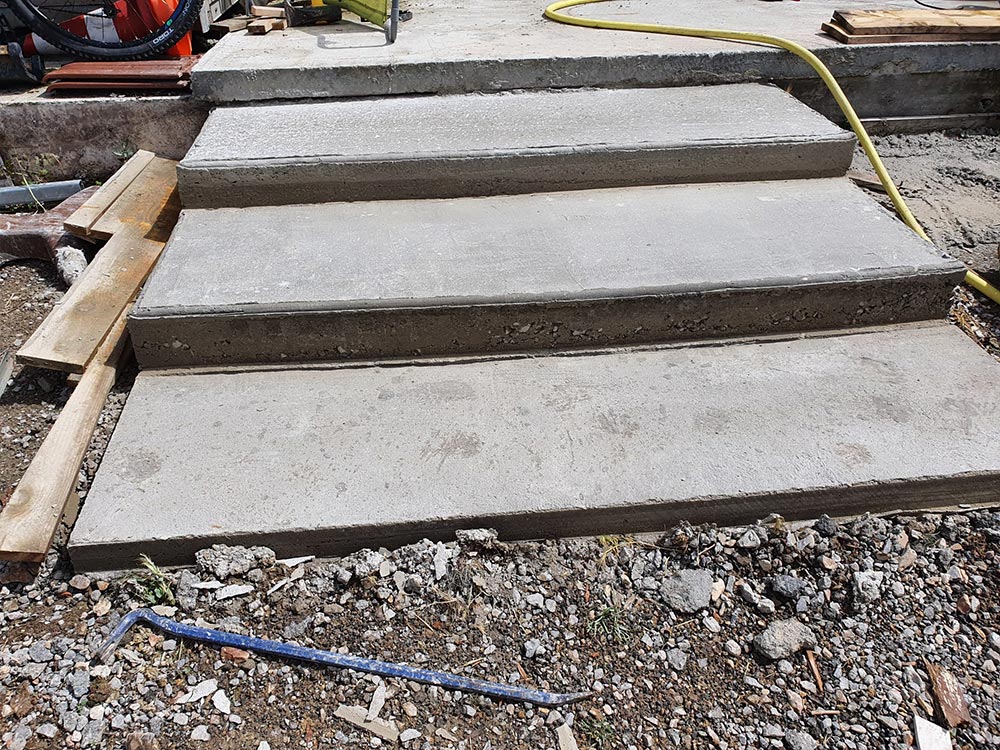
left=22, top=0, right=192, bottom=58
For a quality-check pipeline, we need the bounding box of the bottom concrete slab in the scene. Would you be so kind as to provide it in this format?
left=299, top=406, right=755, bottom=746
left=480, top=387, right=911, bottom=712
left=70, top=323, right=1000, bottom=570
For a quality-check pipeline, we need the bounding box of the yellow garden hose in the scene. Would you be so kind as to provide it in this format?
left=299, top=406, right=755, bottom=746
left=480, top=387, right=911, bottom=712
left=544, top=0, right=1000, bottom=305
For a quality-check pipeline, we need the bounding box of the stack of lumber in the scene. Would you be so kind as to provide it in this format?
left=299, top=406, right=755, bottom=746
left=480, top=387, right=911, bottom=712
left=42, top=57, right=200, bottom=93
left=822, top=8, right=1000, bottom=44
left=248, top=4, right=288, bottom=34
left=0, top=151, right=179, bottom=564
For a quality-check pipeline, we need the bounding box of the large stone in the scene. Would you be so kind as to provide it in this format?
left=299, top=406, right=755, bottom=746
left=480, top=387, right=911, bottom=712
left=69, top=324, right=1000, bottom=570
left=178, top=84, right=853, bottom=208
left=753, top=619, right=818, bottom=662
left=660, top=570, right=714, bottom=614
left=131, top=178, right=960, bottom=368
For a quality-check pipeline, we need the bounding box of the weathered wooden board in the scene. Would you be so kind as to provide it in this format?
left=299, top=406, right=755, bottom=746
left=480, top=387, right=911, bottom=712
left=833, top=9, right=1000, bottom=35
left=0, top=311, right=130, bottom=562
left=64, top=150, right=155, bottom=240
left=89, top=157, right=179, bottom=241
left=18, top=158, right=178, bottom=373
left=823, top=20, right=1000, bottom=44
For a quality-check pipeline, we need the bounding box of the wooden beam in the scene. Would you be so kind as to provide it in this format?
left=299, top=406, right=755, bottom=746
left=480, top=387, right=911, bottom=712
left=17, top=159, right=178, bottom=373
left=89, top=157, right=179, bottom=242
left=250, top=5, right=286, bottom=18
left=64, top=150, right=155, bottom=241
left=247, top=18, right=287, bottom=34
left=822, top=21, right=1000, bottom=44
left=833, top=8, right=1000, bottom=35
left=0, top=311, right=131, bottom=562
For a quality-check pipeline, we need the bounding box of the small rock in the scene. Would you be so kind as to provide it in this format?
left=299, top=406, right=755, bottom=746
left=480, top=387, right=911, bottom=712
left=196, top=544, right=275, bottom=579
left=400, top=728, right=422, bottom=743
left=212, top=690, right=232, bottom=715
left=190, top=725, right=211, bottom=741
left=723, top=639, right=742, bottom=657
left=738, top=529, right=762, bottom=549
left=813, top=515, right=838, bottom=537
left=37, top=724, right=59, bottom=739
left=770, top=575, right=807, bottom=601
left=659, top=569, right=714, bottom=614
left=852, top=570, right=885, bottom=603
left=69, top=574, right=92, bottom=591
left=28, top=641, right=53, bottom=663
left=666, top=648, right=688, bottom=672
left=523, top=638, right=545, bottom=659
left=785, top=730, right=817, bottom=750
left=455, top=528, right=498, bottom=548
left=215, top=584, right=254, bottom=601
left=221, top=646, right=251, bottom=661
left=753, top=619, right=818, bottom=662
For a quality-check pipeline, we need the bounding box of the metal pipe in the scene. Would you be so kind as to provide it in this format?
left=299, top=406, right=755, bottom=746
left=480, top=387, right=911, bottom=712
left=95, top=608, right=590, bottom=708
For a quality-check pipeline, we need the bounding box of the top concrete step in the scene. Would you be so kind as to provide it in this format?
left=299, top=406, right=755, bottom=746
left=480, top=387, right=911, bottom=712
left=189, top=0, right=1000, bottom=105
left=178, top=84, right=854, bottom=208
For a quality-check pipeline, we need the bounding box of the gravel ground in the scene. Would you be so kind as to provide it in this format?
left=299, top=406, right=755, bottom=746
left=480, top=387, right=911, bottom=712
left=1, top=132, right=1000, bottom=749
left=2, top=513, right=999, bottom=750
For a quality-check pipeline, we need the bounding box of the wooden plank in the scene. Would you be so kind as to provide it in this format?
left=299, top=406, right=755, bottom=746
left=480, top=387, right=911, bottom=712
left=822, top=21, right=1000, bottom=44
left=210, top=16, right=252, bottom=34
left=247, top=18, right=287, bottom=33
left=250, top=5, right=286, bottom=17
left=18, top=160, right=179, bottom=374
left=833, top=9, right=1000, bottom=35
left=64, top=150, right=155, bottom=240
left=0, top=311, right=130, bottom=562
left=89, top=157, right=178, bottom=241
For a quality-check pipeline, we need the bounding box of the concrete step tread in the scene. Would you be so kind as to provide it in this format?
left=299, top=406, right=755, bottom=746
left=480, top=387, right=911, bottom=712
left=178, top=84, right=855, bottom=207
left=130, top=178, right=962, bottom=368
left=71, top=323, right=1000, bottom=570
left=138, top=178, right=957, bottom=315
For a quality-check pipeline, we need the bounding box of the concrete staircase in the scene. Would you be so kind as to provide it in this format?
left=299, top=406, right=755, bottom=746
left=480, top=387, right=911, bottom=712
left=69, top=83, right=1000, bottom=570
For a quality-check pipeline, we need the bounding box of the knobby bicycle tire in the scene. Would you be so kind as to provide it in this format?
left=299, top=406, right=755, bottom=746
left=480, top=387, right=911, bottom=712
left=5, top=0, right=203, bottom=60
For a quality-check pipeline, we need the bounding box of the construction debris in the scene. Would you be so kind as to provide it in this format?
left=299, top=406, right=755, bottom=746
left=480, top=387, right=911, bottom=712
left=926, top=661, right=973, bottom=727
left=0, top=180, right=83, bottom=209
left=333, top=705, right=400, bottom=742
left=914, top=715, right=954, bottom=750
left=41, top=58, right=199, bottom=94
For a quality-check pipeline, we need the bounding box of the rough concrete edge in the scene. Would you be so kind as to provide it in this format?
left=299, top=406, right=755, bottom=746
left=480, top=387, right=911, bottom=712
left=126, top=271, right=963, bottom=369
left=175, top=140, right=857, bottom=208
left=177, top=133, right=855, bottom=170
left=68, top=471, right=1000, bottom=570
left=130, top=263, right=961, bottom=318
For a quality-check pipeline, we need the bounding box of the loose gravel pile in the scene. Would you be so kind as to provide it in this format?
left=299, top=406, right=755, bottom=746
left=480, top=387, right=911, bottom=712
left=2, top=511, right=998, bottom=750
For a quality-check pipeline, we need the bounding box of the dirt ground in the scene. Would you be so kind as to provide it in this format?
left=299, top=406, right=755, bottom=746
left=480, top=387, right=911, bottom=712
left=0, top=260, right=70, bottom=499
left=850, top=130, right=1000, bottom=275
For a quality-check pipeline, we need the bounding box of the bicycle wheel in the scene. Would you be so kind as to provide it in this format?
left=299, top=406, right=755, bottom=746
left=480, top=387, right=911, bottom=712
left=6, top=0, right=203, bottom=61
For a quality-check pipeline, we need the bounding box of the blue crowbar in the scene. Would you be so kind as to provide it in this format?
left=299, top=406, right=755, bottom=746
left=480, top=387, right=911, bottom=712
left=94, top=608, right=590, bottom=708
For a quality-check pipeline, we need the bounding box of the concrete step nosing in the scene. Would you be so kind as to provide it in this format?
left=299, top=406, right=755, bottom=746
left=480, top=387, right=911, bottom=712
left=132, top=264, right=963, bottom=319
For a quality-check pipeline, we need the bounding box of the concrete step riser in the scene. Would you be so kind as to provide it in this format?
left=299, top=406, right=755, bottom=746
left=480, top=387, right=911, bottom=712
left=178, top=84, right=855, bottom=208
left=178, top=139, right=852, bottom=208
left=69, top=324, right=1000, bottom=570
left=131, top=276, right=959, bottom=369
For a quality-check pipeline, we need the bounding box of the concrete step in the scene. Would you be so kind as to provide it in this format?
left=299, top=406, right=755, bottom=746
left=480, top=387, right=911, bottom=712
left=131, top=178, right=962, bottom=369
left=178, top=84, right=855, bottom=208
left=70, top=323, right=1000, bottom=570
